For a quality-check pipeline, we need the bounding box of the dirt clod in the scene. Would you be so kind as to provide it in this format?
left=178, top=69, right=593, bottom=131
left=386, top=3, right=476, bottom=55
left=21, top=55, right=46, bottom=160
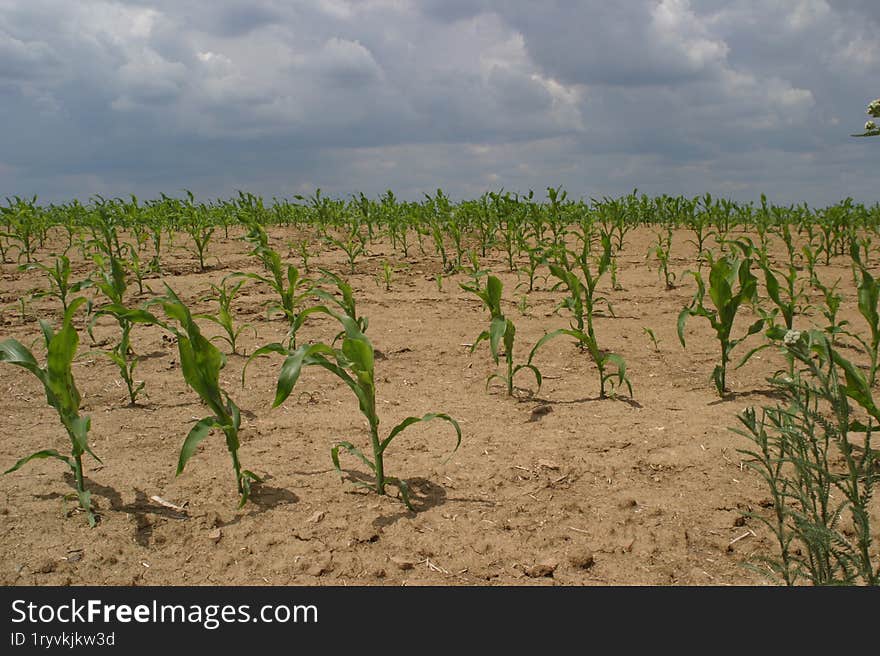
left=523, top=560, right=558, bottom=578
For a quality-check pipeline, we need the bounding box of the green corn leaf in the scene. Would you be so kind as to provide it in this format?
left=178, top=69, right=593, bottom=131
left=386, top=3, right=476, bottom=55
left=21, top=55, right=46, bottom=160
left=67, top=415, right=95, bottom=460
left=177, top=416, right=220, bottom=475
left=45, top=307, right=82, bottom=415
left=269, top=342, right=336, bottom=406
left=78, top=490, right=96, bottom=528
left=4, top=449, right=73, bottom=475
left=380, top=413, right=462, bottom=456
left=469, top=331, right=493, bottom=357
left=603, top=352, right=633, bottom=396
left=97, top=304, right=165, bottom=328
left=512, top=363, right=542, bottom=392
left=677, top=308, right=691, bottom=347
left=712, top=365, right=725, bottom=396
left=38, top=319, right=55, bottom=349
left=0, top=338, right=46, bottom=384
left=484, top=275, right=503, bottom=316
left=331, top=441, right=376, bottom=474
left=527, top=329, right=567, bottom=364
left=243, top=342, right=288, bottom=384
left=341, top=333, right=374, bottom=379
left=708, top=257, right=734, bottom=312
left=832, top=353, right=880, bottom=423
left=764, top=266, right=782, bottom=307
left=857, top=268, right=879, bottom=337
left=736, top=342, right=771, bottom=369
left=488, top=316, right=508, bottom=363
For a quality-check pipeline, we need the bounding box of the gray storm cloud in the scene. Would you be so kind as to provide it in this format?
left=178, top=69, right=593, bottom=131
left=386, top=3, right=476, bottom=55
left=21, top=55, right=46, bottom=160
left=0, top=0, right=875, bottom=205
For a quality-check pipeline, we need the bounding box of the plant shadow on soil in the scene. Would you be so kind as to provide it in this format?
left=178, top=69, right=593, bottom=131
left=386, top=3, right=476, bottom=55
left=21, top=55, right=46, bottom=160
left=706, top=388, right=787, bottom=406
left=42, top=473, right=298, bottom=541
left=528, top=395, right=643, bottom=409
left=338, top=469, right=446, bottom=527
left=337, top=469, right=497, bottom=530
left=46, top=475, right=189, bottom=546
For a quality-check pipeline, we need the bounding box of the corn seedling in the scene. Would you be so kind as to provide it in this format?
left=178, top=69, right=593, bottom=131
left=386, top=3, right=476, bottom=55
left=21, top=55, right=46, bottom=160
left=247, top=309, right=460, bottom=510
left=20, top=255, right=92, bottom=314
left=678, top=251, right=763, bottom=396
left=181, top=191, right=216, bottom=271
left=313, top=268, right=369, bottom=339
left=463, top=275, right=551, bottom=397
left=195, top=275, right=255, bottom=356
left=124, top=242, right=153, bottom=296
left=737, top=235, right=810, bottom=333
left=647, top=226, right=677, bottom=289
left=294, top=239, right=312, bottom=274
left=90, top=253, right=149, bottom=406
left=849, top=245, right=880, bottom=386
left=377, top=260, right=393, bottom=291
left=643, top=327, right=661, bottom=352
left=518, top=240, right=548, bottom=292
left=325, top=225, right=366, bottom=274
left=464, top=250, right=488, bottom=291
left=2, top=196, right=41, bottom=263
left=235, top=235, right=314, bottom=349
left=1, top=298, right=100, bottom=526
left=114, top=286, right=261, bottom=506
left=548, top=232, right=614, bottom=350
left=18, top=294, right=33, bottom=324
left=545, top=234, right=631, bottom=398
left=814, top=278, right=848, bottom=344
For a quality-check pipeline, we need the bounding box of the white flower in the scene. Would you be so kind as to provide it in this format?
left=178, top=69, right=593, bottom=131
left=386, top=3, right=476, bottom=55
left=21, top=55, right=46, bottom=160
left=783, top=329, right=801, bottom=346
left=868, top=99, right=880, bottom=118
left=867, top=120, right=878, bottom=132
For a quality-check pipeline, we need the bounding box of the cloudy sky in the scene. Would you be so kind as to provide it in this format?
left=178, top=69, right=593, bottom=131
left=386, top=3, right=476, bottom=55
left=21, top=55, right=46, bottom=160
left=0, top=0, right=877, bottom=206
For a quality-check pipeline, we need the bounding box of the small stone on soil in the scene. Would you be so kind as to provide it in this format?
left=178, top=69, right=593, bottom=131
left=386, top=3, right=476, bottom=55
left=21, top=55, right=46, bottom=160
left=34, top=559, right=56, bottom=574
left=389, top=556, right=415, bottom=571
left=523, top=560, right=558, bottom=578
left=569, top=551, right=595, bottom=570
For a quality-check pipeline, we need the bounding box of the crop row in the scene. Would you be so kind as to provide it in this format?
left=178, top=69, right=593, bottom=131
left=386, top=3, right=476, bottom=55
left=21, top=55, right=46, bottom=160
left=1, top=189, right=879, bottom=585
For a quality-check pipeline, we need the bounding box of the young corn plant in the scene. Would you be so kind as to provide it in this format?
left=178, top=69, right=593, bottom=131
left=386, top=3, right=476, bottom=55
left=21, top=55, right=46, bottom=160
left=122, top=242, right=152, bottom=296
left=814, top=278, right=848, bottom=344
left=247, top=310, right=460, bottom=510
left=181, top=192, right=216, bottom=271
left=2, top=195, right=41, bottom=263
left=90, top=254, right=147, bottom=406
left=112, top=286, right=261, bottom=506
left=678, top=251, right=764, bottom=396
left=547, top=232, right=613, bottom=344
left=236, top=238, right=314, bottom=349
left=377, top=260, right=393, bottom=291
left=518, top=239, right=548, bottom=292
left=849, top=246, right=880, bottom=386
left=462, top=275, right=549, bottom=397
left=464, top=250, right=489, bottom=292
left=547, top=235, right=631, bottom=398
left=195, top=275, right=255, bottom=356
left=20, top=255, right=92, bottom=314
left=647, top=226, right=677, bottom=290
left=312, top=268, right=369, bottom=338
left=1, top=298, right=100, bottom=526
left=325, top=225, right=367, bottom=274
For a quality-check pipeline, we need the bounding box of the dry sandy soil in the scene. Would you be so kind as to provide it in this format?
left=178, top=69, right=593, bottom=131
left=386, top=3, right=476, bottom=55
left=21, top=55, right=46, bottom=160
left=1, top=226, right=877, bottom=586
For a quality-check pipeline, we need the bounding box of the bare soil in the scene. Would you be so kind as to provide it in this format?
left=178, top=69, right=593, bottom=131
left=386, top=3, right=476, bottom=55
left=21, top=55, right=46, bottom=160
left=1, top=226, right=877, bottom=586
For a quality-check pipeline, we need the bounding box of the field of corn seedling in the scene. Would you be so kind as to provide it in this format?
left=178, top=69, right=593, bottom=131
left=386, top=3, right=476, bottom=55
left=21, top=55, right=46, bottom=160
left=1, top=189, right=878, bottom=586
